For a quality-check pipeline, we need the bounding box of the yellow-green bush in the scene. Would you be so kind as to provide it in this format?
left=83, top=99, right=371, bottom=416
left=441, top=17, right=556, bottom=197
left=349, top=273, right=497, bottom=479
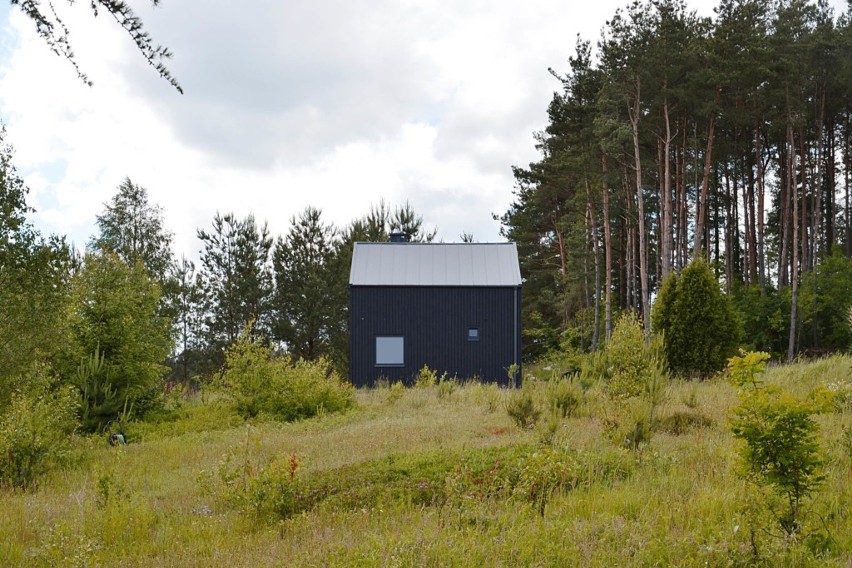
left=728, top=351, right=825, bottom=538
left=0, top=368, right=78, bottom=488
left=220, top=331, right=354, bottom=422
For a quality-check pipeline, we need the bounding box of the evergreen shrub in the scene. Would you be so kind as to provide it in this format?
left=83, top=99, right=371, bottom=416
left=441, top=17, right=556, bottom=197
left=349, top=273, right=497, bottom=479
left=505, top=387, right=541, bottom=429
left=587, top=314, right=668, bottom=449
left=653, top=257, right=742, bottom=377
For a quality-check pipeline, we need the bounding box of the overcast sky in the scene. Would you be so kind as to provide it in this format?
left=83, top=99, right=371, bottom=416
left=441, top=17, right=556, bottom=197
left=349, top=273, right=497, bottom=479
left=0, top=0, right=845, bottom=259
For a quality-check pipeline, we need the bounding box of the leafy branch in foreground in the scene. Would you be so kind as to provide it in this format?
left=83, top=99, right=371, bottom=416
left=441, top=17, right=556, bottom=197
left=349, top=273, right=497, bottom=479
left=13, top=0, right=182, bottom=92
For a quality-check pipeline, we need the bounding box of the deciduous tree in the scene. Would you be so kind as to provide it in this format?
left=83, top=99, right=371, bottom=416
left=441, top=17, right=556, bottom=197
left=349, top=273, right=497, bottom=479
left=91, top=177, right=174, bottom=282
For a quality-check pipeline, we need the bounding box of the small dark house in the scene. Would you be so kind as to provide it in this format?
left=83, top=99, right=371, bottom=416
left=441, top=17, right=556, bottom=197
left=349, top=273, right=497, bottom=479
left=349, top=240, right=522, bottom=387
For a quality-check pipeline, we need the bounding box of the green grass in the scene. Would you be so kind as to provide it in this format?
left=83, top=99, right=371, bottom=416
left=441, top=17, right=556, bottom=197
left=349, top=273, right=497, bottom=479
left=2, top=357, right=852, bottom=566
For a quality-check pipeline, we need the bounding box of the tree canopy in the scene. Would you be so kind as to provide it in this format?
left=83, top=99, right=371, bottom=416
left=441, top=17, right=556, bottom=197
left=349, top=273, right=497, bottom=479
left=503, top=0, right=852, bottom=361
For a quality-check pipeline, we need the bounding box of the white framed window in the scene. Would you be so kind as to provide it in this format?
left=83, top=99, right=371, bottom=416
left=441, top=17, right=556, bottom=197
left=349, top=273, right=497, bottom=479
left=376, top=336, right=404, bottom=366
left=468, top=328, right=480, bottom=341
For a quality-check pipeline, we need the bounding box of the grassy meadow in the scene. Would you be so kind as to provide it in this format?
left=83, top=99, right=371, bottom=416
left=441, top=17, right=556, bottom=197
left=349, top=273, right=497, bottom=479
left=2, top=356, right=852, bottom=566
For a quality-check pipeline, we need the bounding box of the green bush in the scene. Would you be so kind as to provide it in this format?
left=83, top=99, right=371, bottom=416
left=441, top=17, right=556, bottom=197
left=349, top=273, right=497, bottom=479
left=65, top=252, right=172, bottom=431
left=546, top=376, right=582, bottom=418
left=658, top=410, right=713, bottom=435
left=602, top=314, right=668, bottom=402
left=505, top=388, right=541, bottom=429
left=653, top=257, right=742, bottom=377
left=514, top=447, right=578, bottom=516
left=123, top=399, right=244, bottom=441
left=221, top=330, right=354, bottom=422
left=0, top=368, right=78, bottom=489
left=437, top=377, right=457, bottom=400
left=603, top=398, right=655, bottom=450
left=415, top=364, right=444, bottom=388
left=582, top=314, right=668, bottom=450
left=726, top=350, right=770, bottom=389
left=202, top=442, right=634, bottom=525
left=728, top=352, right=825, bottom=537
left=386, top=381, right=405, bottom=404
left=202, top=444, right=531, bottom=522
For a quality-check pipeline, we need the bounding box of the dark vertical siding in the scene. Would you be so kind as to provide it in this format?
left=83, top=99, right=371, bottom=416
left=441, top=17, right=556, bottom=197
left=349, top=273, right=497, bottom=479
left=350, top=286, right=521, bottom=387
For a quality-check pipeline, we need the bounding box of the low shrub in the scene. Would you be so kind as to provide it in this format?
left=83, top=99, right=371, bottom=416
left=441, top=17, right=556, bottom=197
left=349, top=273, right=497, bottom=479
left=514, top=447, right=578, bottom=516
left=386, top=381, right=405, bottom=404
left=587, top=314, right=668, bottom=404
left=546, top=376, right=582, bottom=418
left=0, top=367, right=78, bottom=489
left=202, top=442, right=634, bottom=524
left=220, top=330, right=354, bottom=422
left=680, top=381, right=700, bottom=409
left=824, top=376, right=852, bottom=413
left=603, top=398, right=655, bottom=450
left=123, top=398, right=244, bottom=442
left=415, top=364, right=441, bottom=388
left=437, top=376, right=457, bottom=400
left=202, top=444, right=531, bottom=522
left=585, top=315, right=668, bottom=449
left=658, top=410, right=713, bottom=435
left=466, top=382, right=501, bottom=413
left=505, top=388, right=541, bottom=429
left=728, top=351, right=825, bottom=538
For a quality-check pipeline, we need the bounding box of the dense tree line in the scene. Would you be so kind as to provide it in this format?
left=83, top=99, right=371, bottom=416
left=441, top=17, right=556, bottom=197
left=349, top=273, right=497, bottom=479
left=0, top=124, right=438, bottom=434
left=502, top=0, right=852, bottom=361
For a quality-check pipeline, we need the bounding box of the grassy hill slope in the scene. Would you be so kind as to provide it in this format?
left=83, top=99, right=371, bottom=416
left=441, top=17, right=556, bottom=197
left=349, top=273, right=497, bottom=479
left=2, top=357, right=852, bottom=566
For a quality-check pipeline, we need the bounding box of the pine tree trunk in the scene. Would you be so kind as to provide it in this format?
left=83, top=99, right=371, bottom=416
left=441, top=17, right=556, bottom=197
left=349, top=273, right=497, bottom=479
left=746, top=153, right=758, bottom=286
left=623, top=164, right=634, bottom=311
left=811, top=87, right=826, bottom=349
left=601, top=151, right=613, bottom=341
left=826, top=117, right=836, bottom=250
left=661, top=96, right=673, bottom=281
left=845, top=108, right=851, bottom=257
left=585, top=179, right=601, bottom=350
left=678, top=121, right=689, bottom=270
left=755, top=119, right=767, bottom=293
left=724, top=165, right=733, bottom=292
left=799, top=129, right=809, bottom=273
left=788, top=120, right=800, bottom=363
left=694, top=114, right=716, bottom=259
left=813, top=87, right=825, bottom=264
left=628, top=75, right=650, bottom=332
left=779, top=138, right=791, bottom=288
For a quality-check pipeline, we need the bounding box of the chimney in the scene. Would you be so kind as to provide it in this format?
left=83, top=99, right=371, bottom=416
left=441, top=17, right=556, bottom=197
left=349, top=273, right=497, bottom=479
left=389, top=232, right=410, bottom=243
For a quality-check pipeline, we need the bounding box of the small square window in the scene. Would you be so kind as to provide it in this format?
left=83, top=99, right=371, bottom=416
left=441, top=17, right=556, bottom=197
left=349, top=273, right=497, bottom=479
left=376, top=336, right=404, bottom=366
left=468, top=328, right=480, bottom=341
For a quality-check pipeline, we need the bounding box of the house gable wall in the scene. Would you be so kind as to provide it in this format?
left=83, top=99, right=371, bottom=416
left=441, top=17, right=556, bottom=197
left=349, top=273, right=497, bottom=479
left=350, top=285, right=521, bottom=387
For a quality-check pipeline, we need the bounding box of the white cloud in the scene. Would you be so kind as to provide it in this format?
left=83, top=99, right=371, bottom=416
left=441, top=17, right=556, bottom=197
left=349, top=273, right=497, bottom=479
left=2, top=0, right=845, bottom=259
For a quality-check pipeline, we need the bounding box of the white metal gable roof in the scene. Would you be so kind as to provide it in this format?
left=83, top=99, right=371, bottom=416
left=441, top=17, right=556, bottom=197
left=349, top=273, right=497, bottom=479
left=349, top=242, right=521, bottom=287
